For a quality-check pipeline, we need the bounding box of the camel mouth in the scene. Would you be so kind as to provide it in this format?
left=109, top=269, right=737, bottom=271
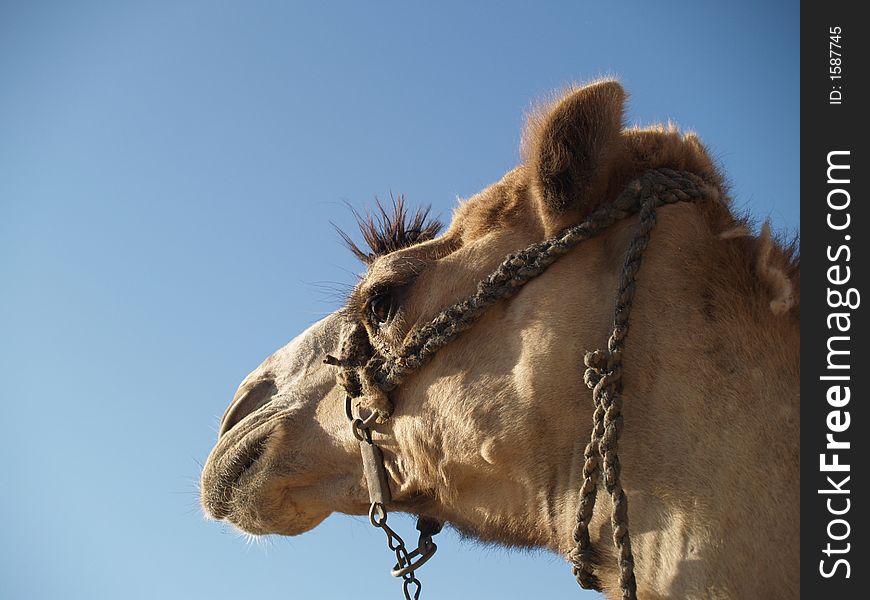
left=200, top=407, right=331, bottom=536
left=200, top=405, right=285, bottom=522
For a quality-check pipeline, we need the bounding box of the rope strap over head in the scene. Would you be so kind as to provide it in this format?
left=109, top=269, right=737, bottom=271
left=368, top=168, right=720, bottom=393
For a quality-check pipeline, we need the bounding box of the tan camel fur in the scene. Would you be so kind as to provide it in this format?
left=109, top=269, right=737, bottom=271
left=201, top=80, right=800, bottom=599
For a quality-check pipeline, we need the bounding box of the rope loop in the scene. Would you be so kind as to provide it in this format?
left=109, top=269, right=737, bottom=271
left=566, top=169, right=717, bottom=599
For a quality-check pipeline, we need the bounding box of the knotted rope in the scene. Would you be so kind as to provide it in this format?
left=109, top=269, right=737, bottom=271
left=340, top=168, right=720, bottom=599
left=369, top=168, right=719, bottom=395
left=567, top=183, right=660, bottom=598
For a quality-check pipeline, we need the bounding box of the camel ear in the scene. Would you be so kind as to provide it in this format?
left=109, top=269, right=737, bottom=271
left=523, top=80, right=625, bottom=222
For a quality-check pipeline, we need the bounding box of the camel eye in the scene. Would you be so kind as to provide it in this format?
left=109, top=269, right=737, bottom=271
left=369, top=293, right=395, bottom=326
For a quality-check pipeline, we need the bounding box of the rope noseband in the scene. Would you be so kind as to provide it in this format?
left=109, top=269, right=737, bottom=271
left=326, top=168, right=720, bottom=599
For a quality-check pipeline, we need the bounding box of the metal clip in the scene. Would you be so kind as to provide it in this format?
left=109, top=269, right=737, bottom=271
left=360, top=441, right=392, bottom=505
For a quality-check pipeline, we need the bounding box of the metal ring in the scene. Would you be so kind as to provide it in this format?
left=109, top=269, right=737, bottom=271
left=351, top=418, right=372, bottom=442
left=369, top=502, right=387, bottom=527
left=390, top=541, right=437, bottom=578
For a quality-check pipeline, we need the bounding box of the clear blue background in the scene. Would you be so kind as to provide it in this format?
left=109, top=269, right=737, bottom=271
left=1, top=2, right=798, bottom=599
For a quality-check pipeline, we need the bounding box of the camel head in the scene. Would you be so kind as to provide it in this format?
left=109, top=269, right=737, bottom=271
left=200, top=80, right=799, bottom=598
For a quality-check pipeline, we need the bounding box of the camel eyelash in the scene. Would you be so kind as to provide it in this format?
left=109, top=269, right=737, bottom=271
left=336, top=195, right=442, bottom=265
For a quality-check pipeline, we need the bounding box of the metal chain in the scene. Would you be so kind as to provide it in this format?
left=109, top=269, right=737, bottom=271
left=369, top=502, right=438, bottom=600
left=333, top=388, right=439, bottom=600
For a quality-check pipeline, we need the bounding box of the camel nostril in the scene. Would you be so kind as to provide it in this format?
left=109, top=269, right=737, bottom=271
left=218, top=377, right=278, bottom=438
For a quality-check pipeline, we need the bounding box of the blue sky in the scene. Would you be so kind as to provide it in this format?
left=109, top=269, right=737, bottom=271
left=1, top=2, right=797, bottom=598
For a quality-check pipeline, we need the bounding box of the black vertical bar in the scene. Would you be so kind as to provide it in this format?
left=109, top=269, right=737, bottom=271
left=802, top=1, right=868, bottom=595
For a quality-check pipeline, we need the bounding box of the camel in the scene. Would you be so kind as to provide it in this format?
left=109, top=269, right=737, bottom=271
left=200, top=80, right=800, bottom=599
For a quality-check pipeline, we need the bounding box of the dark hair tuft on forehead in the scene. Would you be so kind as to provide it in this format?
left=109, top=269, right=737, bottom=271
left=338, top=194, right=443, bottom=264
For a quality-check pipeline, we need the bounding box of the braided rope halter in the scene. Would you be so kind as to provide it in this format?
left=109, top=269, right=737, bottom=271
left=326, top=168, right=721, bottom=599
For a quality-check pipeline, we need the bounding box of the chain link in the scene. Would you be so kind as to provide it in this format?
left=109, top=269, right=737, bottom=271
left=368, top=502, right=438, bottom=600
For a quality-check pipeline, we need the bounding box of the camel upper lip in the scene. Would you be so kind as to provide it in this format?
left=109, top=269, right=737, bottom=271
left=201, top=407, right=283, bottom=519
